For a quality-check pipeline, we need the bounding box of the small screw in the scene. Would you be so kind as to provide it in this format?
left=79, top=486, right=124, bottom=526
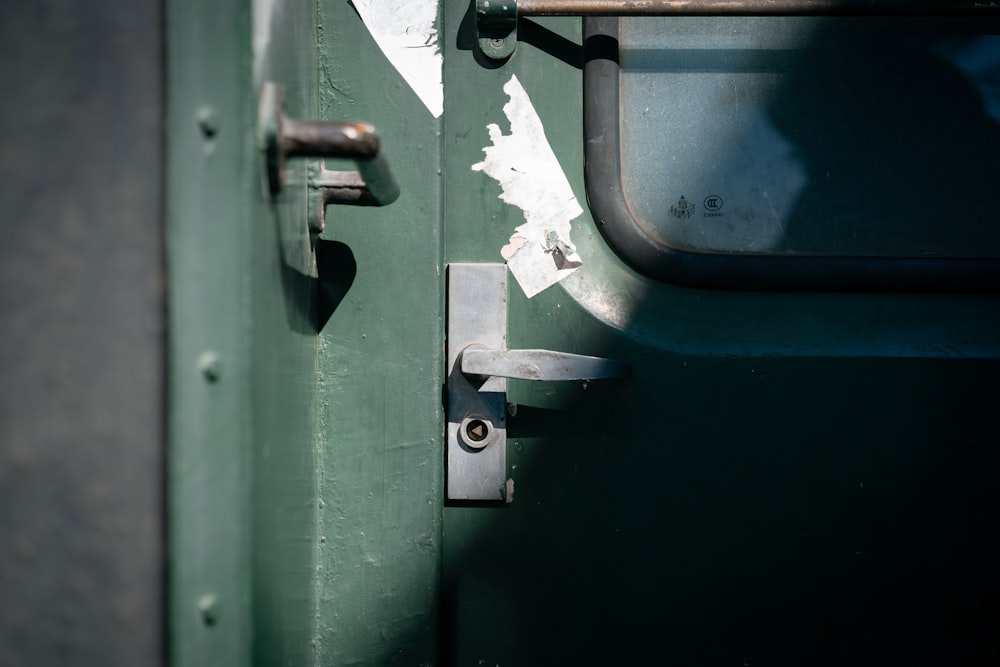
left=196, top=106, right=219, bottom=139
left=490, top=37, right=505, bottom=49
left=198, top=351, right=221, bottom=383
left=197, top=594, right=220, bottom=627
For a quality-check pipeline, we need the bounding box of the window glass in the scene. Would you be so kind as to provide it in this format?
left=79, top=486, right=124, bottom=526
left=618, top=17, right=1000, bottom=258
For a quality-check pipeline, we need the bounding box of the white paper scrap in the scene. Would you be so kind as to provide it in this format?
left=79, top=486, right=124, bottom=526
left=472, top=75, right=584, bottom=298
left=352, top=0, right=443, bottom=118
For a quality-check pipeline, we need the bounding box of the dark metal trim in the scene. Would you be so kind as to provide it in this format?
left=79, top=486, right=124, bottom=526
left=523, top=0, right=1000, bottom=16
left=582, top=17, right=1000, bottom=291
left=479, top=0, right=1000, bottom=58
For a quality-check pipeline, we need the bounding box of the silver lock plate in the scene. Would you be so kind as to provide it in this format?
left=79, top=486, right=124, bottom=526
left=447, top=264, right=509, bottom=502
left=446, top=263, right=630, bottom=502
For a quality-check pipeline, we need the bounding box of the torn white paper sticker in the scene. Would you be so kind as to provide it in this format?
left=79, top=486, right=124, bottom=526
left=472, top=75, right=584, bottom=298
left=352, top=0, right=443, bottom=118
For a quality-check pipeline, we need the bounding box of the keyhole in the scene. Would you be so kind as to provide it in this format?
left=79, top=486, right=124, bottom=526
left=460, top=417, right=495, bottom=450
left=467, top=419, right=488, bottom=442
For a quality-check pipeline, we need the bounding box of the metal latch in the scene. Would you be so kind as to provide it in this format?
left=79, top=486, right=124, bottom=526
left=447, top=263, right=629, bottom=502
left=257, top=82, right=400, bottom=233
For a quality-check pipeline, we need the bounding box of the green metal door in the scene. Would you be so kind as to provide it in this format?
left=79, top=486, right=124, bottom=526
left=169, top=1, right=1000, bottom=665
left=437, top=5, right=1000, bottom=665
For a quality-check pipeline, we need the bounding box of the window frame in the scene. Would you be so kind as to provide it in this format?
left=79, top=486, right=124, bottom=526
left=583, top=16, right=1000, bottom=291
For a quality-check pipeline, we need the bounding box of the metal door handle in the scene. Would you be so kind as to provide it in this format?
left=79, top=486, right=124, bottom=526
left=461, top=347, right=629, bottom=381
left=446, top=264, right=631, bottom=502
left=476, top=0, right=1000, bottom=58
left=257, top=82, right=400, bottom=211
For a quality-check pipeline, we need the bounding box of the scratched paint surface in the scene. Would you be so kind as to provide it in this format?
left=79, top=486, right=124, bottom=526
left=313, top=1, right=444, bottom=664
left=473, top=74, right=585, bottom=298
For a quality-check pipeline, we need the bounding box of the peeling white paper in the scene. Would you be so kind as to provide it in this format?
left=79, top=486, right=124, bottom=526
left=472, top=75, right=584, bottom=298
left=352, top=0, right=443, bottom=118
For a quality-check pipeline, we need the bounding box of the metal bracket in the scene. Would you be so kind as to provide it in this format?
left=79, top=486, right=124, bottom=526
left=257, top=82, right=400, bottom=224
left=447, top=264, right=630, bottom=502
left=476, top=0, right=519, bottom=60
left=447, top=264, right=510, bottom=502
left=306, top=162, right=396, bottom=234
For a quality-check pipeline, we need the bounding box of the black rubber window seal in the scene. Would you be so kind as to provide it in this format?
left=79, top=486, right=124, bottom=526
left=583, top=16, right=1000, bottom=292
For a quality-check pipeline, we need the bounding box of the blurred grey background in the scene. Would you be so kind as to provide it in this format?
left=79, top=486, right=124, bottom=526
left=0, top=1, right=165, bottom=664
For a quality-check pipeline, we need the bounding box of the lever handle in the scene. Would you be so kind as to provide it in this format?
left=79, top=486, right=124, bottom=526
left=447, top=264, right=632, bottom=502
left=461, top=347, right=630, bottom=381
left=257, top=82, right=400, bottom=204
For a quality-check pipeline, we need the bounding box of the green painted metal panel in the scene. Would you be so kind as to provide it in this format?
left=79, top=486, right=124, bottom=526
left=248, top=5, right=323, bottom=663
left=168, top=1, right=324, bottom=664
left=312, top=2, right=444, bottom=664
left=170, top=1, right=443, bottom=665
left=167, top=0, right=255, bottom=663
